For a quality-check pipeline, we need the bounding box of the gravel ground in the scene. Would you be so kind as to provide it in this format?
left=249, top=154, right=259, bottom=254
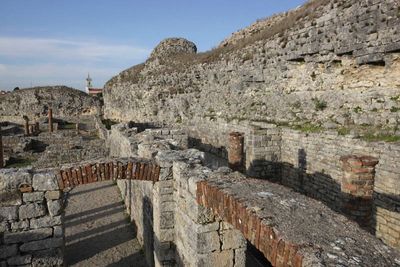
left=64, top=181, right=147, bottom=267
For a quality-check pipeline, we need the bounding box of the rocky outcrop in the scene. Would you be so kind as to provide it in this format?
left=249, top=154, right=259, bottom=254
left=0, top=86, right=101, bottom=123
left=104, top=0, right=400, bottom=135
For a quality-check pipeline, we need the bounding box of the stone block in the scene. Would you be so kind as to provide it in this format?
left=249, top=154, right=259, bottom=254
left=53, top=226, right=64, bottom=238
left=20, top=238, right=63, bottom=252
left=221, top=229, right=246, bottom=250
left=4, top=228, right=52, bottom=244
left=234, top=248, right=246, bottom=267
left=44, top=191, right=61, bottom=200
left=23, top=192, right=44, bottom=203
left=11, top=220, right=29, bottom=231
left=18, top=203, right=46, bottom=220
left=197, top=250, right=234, bottom=267
left=0, top=191, right=22, bottom=207
left=160, top=211, right=174, bottom=229
left=0, top=222, right=8, bottom=232
left=30, top=216, right=61, bottom=229
left=0, top=244, right=18, bottom=259
left=0, top=169, right=32, bottom=192
left=197, top=231, right=220, bottom=254
left=7, top=254, right=32, bottom=265
left=0, top=206, right=18, bottom=221
left=47, top=200, right=62, bottom=217
left=32, top=172, right=59, bottom=191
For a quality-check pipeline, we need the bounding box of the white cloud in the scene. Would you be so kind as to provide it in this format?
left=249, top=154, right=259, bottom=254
left=0, top=36, right=151, bottom=62
left=0, top=36, right=151, bottom=90
left=0, top=63, right=125, bottom=90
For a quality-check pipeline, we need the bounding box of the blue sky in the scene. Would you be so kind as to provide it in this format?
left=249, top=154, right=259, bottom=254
left=0, top=0, right=306, bottom=91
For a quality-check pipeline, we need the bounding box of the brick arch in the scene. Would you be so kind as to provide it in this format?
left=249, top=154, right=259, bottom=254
left=57, top=160, right=161, bottom=190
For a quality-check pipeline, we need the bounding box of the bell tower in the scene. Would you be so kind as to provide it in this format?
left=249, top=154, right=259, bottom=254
left=85, top=73, right=93, bottom=93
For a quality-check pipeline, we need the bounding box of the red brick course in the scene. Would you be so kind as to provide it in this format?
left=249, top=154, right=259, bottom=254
left=340, top=155, right=379, bottom=229
left=58, top=160, right=161, bottom=190
left=196, top=181, right=303, bottom=267
left=228, top=132, right=244, bottom=171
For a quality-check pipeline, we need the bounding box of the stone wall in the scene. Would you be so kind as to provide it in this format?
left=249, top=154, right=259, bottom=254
left=280, top=128, right=400, bottom=249
left=173, top=161, right=247, bottom=267
left=170, top=117, right=400, bottom=250
left=0, top=168, right=64, bottom=267
left=104, top=0, right=400, bottom=133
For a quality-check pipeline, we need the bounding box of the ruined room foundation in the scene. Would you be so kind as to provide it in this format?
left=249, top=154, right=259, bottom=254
left=1, top=120, right=400, bottom=267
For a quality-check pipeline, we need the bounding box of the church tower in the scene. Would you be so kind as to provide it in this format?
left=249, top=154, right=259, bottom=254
left=84, top=73, right=103, bottom=96
left=85, top=73, right=93, bottom=93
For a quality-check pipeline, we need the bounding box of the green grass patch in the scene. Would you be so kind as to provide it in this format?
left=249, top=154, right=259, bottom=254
left=6, top=158, right=34, bottom=168
left=312, top=98, right=327, bottom=111
left=61, top=123, right=76, bottom=130
left=361, top=133, right=400, bottom=143
left=353, top=106, right=362, bottom=113
left=102, top=119, right=118, bottom=130
left=390, top=106, right=400, bottom=112
left=292, top=123, right=323, bottom=133
left=337, top=127, right=351, bottom=136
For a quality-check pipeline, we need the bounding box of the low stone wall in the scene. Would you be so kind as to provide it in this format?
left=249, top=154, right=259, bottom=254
left=118, top=179, right=155, bottom=265
left=108, top=123, right=139, bottom=157
left=280, top=129, right=400, bottom=249
left=173, top=162, right=247, bottom=267
left=108, top=123, right=189, bottom=158
left=0, top=168, right=64, bottom=267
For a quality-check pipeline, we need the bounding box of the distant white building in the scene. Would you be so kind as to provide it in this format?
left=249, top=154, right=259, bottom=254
left=85, top=73, right=103, bottom=96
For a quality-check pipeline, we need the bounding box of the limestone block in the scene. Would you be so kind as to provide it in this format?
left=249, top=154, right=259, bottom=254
left=0, top=191, right=22, bottom=207
left=23, top=192, right=44, bottom=203
left=20, top=238, right=63, bottom=252
left=197, top=250, right=234, bottom=267
left=221, top=229, right=246, bottom=250
left=234, top=248, right=246, bottom=267
left=7, top=255, right=32, bottom=266
left=53, top=226, right=64, bottom=238
left=44, top=191, right=61, bottom=200
left=32, top=172, right=59, bottom=191
left=159, top=211, right=174, bottom=229
left=4, top=228, right=52, bottom=244
left=0, top=169, right=32, bottom=192
left=11, top=220, right=29, bottom=231
left=0, top=222, right=8, bottom=232
left=18, top=203, right=46, bottom=220
left=30, top=215, right=61, bottom=229
left=197, top=231, right=220, bottom=254
left=0, top=206, right=18, bottom=221
left=159, top=167, right=173, bottom=180
left=47, top=200, right=62, bottom=217
left=0, top=244, right=18, bottom=259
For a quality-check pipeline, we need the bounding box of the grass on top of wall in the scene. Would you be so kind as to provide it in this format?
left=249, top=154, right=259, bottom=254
left=292, top=123, right=323, bottom=133
left=361, top=133, right=400, bottom=143
left=6, top=158, right=34, bottom=168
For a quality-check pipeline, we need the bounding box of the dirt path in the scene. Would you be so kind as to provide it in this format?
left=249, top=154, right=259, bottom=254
left=64, top=181, right=147, bottom=267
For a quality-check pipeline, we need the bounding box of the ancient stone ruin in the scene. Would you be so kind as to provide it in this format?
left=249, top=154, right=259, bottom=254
left=1, top=0, right=400, bottom=266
